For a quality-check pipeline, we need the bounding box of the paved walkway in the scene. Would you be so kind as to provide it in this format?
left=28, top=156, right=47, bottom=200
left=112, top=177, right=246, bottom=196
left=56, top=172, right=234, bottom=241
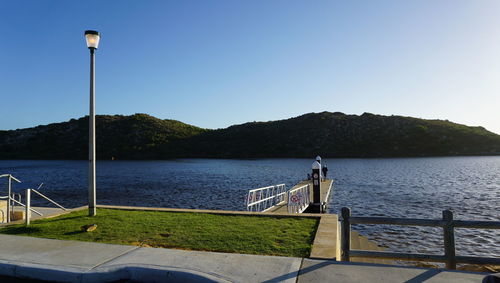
left=0, top=234, right=489, bottom=282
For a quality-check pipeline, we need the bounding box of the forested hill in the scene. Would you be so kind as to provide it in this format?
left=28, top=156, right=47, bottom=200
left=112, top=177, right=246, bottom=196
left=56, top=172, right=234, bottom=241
left=0, top=114, right=206, bottom=159
left=1, top=112, right=500, bottom=159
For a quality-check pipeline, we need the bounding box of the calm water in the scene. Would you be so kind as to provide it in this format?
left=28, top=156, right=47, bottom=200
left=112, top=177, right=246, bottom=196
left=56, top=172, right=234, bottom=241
left=0, top=157, right=499, bottom=257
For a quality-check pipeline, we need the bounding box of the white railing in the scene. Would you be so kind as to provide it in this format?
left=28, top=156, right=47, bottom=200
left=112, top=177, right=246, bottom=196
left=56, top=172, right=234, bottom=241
left=1, top=175, right=66, bottom=224
left=11, top=196, right=43, bottom=216
left=0, top=174, right=21, bottom=223
left=246, top=184, right=287, bottom=212
left=0, top=193, right=42, bottom=224
left=31, top=188, right=66, bottom=211
left=25, top=184, right=66, bottom=225
left=287, top=184, right=310, bottom=213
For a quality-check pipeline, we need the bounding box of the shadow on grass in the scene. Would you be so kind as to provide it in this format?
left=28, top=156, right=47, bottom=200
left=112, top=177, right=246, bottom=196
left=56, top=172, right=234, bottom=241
left=0, top=226, right=42, bottom=235
left=34, top=215, right=87, bottom=223
left=63, top=230, right=85, bottom=235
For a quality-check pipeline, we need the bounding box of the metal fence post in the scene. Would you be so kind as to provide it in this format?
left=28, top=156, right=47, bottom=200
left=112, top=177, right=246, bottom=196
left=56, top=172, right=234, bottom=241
left=25, top=189, right=31, bottom=226
left=340, top=207, right=351, bottom=261
left=7, top=177, right=11, bottom=223
left=443, top=210, right=456, bottom=269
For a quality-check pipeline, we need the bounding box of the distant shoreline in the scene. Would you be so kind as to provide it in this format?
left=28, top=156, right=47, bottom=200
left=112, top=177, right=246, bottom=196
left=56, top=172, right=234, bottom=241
left=2, top=112, right=500, bottom=159
left=1, top=154, right=500, bottom=162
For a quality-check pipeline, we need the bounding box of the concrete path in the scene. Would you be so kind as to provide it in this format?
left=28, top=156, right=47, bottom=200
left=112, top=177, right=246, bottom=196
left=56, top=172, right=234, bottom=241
left=0, top=234, right=489, bottom=282
left=298, top=259, right=488, bottom=283
left=0, top=234, right=301, bottom=282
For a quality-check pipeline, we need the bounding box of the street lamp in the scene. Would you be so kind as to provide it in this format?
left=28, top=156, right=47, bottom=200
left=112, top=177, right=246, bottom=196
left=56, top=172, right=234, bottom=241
left=85, top=30, right=100, bottom=216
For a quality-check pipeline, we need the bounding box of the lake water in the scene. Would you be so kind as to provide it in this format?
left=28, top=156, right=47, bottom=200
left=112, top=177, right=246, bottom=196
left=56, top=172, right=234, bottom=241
left=0, top=157, right=499, bottom=258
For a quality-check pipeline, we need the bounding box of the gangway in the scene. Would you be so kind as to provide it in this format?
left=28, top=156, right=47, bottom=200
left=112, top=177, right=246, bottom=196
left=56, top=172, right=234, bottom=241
left=246, top=184, right=287, bottom=212
left=245, top=179, right=333, bottom=214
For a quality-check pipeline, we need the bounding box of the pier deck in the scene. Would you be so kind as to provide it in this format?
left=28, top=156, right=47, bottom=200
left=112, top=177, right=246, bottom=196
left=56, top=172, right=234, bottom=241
left=268, top=179, right=333, bottom=213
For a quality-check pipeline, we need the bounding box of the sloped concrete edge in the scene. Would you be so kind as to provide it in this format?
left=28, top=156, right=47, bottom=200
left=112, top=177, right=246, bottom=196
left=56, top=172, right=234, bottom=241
left=88, top=264, right=233, bottom=283
left=0, top=260, right=84, bottom=282
left=310, top=214, right=338, bottom=259
left=0, top=260, right=233, bottom=283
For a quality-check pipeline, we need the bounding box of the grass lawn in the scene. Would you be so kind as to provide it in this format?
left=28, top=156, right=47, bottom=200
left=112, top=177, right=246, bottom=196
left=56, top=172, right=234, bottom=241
left=0, top=209, right=319, bottom=258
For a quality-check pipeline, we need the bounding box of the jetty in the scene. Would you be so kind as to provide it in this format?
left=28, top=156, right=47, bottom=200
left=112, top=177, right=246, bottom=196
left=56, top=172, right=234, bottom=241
left=246, top=156, right=334, bottom=214
left=267, top=179, right=333, bottom=213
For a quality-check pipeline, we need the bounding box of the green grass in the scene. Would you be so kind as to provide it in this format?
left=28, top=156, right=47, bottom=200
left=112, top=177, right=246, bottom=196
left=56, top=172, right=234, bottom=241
left=0, top=209, right=319, bottom=258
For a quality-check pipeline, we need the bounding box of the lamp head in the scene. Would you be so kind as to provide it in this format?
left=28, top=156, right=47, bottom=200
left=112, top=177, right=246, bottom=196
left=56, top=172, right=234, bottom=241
left=85, top=30, right=100, bottom=49
left=312, top=161, right=321, bottom=170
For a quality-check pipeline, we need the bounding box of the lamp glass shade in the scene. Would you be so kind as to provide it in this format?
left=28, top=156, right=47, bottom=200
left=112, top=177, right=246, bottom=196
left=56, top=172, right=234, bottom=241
left=85, top=32, right=100, bottom=49
left=312, top=161, right=321, bottom=170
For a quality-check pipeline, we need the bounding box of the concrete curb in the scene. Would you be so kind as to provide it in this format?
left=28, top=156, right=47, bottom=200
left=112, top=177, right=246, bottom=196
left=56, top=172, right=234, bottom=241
left=0, top=260, right=232, bottom=283
left=0, top=255, right=488, bottom=283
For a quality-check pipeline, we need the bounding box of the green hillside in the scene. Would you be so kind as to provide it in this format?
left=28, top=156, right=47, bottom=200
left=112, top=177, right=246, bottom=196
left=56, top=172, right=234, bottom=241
left=0, top=114, right=206, bottom=159
left=184, top=112, right=500, bottom=158
left=1, top=112, right=499, bottom=159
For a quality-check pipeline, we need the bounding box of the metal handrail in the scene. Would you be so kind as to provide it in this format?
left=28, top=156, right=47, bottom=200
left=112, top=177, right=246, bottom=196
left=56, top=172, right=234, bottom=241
left=247, top=185, right=275, bottom=193
left=287, top=184, right=310, bottom=213
left=10, top=198, right=43, bottom=216
left=23, top=185, right=67, bottom=226
left=248, top=184, right=287, bottom=193
left=246, top=185, right=275, bottom=204
left=32, top=189, right=66, bottom=211
left=249, top=195, right=281, bottom=206
left=261, top=189, right=288, bottom=212
left=10, top=193, right=22, bottom=217
left=1, top=174, right=21, bottom=223
left=246, top=184, right=287, bottom=212
left=0, top=174, right=21, bottom=183
left=248, top=184, right=287, bottom=211
left=15, top=193, right=21, bottom=203
left=339, top=207, right=500, bottom=269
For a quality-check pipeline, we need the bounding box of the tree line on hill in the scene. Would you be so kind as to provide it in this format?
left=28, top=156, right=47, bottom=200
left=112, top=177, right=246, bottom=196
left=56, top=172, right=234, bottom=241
left=1, top=112, right=499, bottom=159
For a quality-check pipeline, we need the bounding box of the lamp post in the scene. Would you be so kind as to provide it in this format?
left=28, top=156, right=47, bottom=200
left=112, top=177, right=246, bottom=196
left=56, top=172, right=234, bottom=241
left=85, top=30, right=100, bottom=216
left=316, top=155, right=322, bottom=179
left=311, top=161, right=321, bottom=213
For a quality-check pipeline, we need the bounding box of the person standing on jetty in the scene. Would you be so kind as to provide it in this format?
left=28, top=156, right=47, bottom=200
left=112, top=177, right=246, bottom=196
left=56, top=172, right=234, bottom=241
left=322, top=164, right=328, bottom=179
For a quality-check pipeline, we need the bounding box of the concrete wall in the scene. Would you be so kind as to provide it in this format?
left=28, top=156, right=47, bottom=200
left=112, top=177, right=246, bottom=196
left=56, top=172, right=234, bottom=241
left=0, top=200, right=6, bottom=223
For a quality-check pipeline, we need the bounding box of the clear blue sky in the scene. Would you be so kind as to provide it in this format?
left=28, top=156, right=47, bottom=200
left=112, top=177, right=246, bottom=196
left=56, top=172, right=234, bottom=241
left=1, top=0, right=500, bottom=134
